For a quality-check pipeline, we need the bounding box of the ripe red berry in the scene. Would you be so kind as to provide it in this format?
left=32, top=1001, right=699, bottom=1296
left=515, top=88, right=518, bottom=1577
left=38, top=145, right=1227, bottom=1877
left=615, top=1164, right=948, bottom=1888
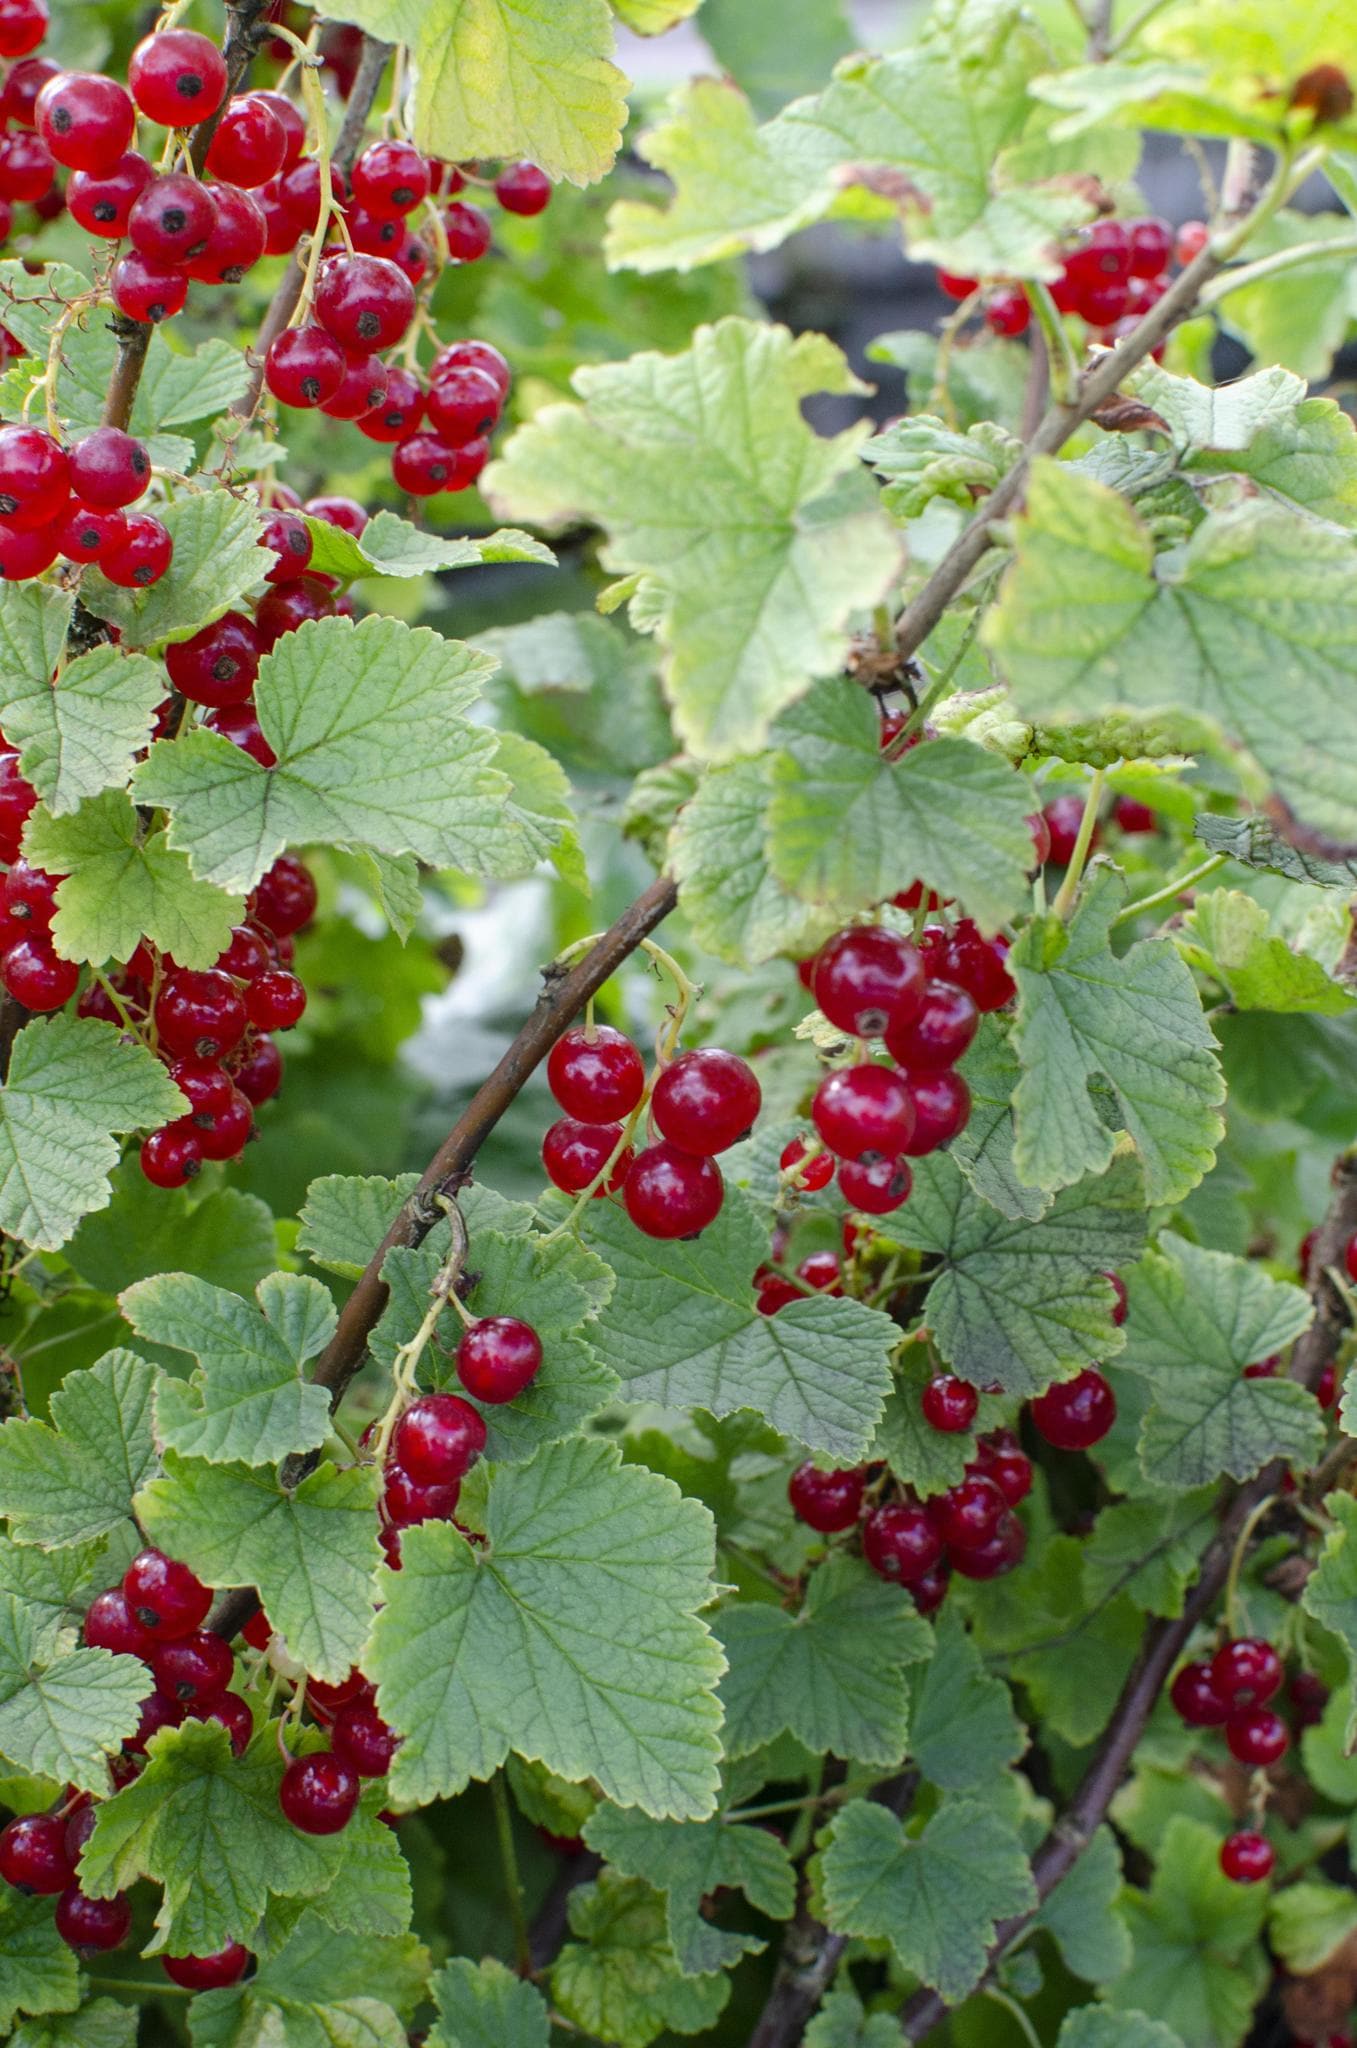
left=215, top=927, right=270, bottom=983
left=390, top=430, right=470, bottom=497
left=2, top=935, right=77, bottom=1011
left=457, top=1315, right=543, bottom=1404
left=0, top=129, right=54, bottom=203
left=494, top=159, right=552, bottom=215
left=898, top=1069, right=971, bottom=1156
left=1030, top=1367, right=1116, bottom=1451
left=140, top=1123, right=203, bottom=1188
left=885, top=978, right=978, bottom=1072
left=101, top=512, right=173, bottom=587
left=780, top=1137, right=834, bottom=1191
left=623, top=1142, right=724, bottom=1239
left=129, top=171, right=217, bottom=264
left=1225, top=1705, right=1289, bottom=1768
left=206, top=94, right=288, bottom=187
left=382, top=1462, right=461, bottom=1530
left=122, top=1549, right=212, bottom=1638
left=245, top=968, right=306, bottom=1033
left=1288, top=1670, right=1329, bottom=1728
left=305, top=1668, right=370, bottom=1721
left=393, top=1391, right=487, bottom=1485
left=320, top=349, right=389, bottom=422
left=55, top=1881, right=131, bottom=1951
left=187, top=1687, right=252, bottom=1756
left=755, top=1267, right=800, bottom=1316
left=0, top=0, right=49, bottom=60
left=1211, top=1637, right=1283, bottom=1711
left=542, top=1116, right=632, bottom=1195
left=266, top=325, right=347, bottom=410
left=862, top=1502, right=943, bottom=1585
left=0, top=424, right=68, bottom=531
left=837, top=1153, right=913, bottom=1214
left=936, top=921, right=1015, bottom=1014
left=433, top=339, right=511, bottom=398
left=444, top=199, right=492, bottom=262
left=36, top=72, right=135, bottom=173
left=152, top=1629, right=234, bottom=1704
left=352, top=137, right=429, bottom=216
left=165, top=611, right=259, bottom=707
left=125, top=1689, right=184, bottom=1754
left=795, top=1250, right=842, bottom=1295
left=971, top=1431, right=1032, bottom=1507
left=1175, top=220, right=1210, bottom=266
left=68, top=149, right=153, bottom=237
left=252, top=89, right=306, bottom=169
left=651, top=1048, right=761, bottom=1156
left=0, top=1813, right=75, bottom=1895
left=232, top=1032, right=284, bottom=1104
left=188, top=181, right=267, bottom=285
left=278, top=1751, right=360, bottom=1835
left=935, top=1474, right=1006, bottom=1549
left=313, top=252, right=415, bottom=352
left=949, top=1511, right=1027, bottom=1580
left=261, top=507, right=313, bottom=582
left=910, top=1559, right=951, bottom=1613
left=84, top=1586, right=154, bottom=1660
left=359, top=364, right=425, bottom=443
left=788, top=1461, right=865, bottom=1533
left=332, top=1700, right=399, bottom=1777
left=984, top=285, right=1029, bottom=336
left=252, top=855, right=317, bottom=936
left=937, top=269, right=977, bottom=299
left=812, top=1064, right=915, bottom=1162
left=1106, top=1271, right=1128, bottom=1327
left=1, top=54, right=55, bottom=124
left=129, top=28, right=228, bottom=128
left=813, top=925, right=925, bottom=1037
left=156, top=968, right=247, bottom=1060
left=59, top=503, right=126, bottom=563
left=547, top=1022, right=645, bottom=1122
left=922, top=1374, right=978, bottom=1433
left=426, top=365, right=503, bottom=445
left=1219, top=1830, right=1274, bottom=1884
left=1170, top=1658, right=1229, bottom=1727
left=111, top=251, right=187, bottom=325
left=163, top=1943, right=250, bottom=1991
left=1127, top=216, right=1173, bottom=278
left=1042, top=793, right=1097, bottom=867
left=0, top=752, right=36, bottom=862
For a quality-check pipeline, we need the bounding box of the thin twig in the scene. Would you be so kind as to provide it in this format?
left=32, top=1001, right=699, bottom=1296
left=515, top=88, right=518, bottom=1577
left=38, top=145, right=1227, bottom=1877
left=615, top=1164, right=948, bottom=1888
left=491, top=1770, right=533, bottom=1975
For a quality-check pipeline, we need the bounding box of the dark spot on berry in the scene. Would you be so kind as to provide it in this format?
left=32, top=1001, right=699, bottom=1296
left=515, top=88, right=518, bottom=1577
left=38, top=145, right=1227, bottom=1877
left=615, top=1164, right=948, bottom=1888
left=176, top=71, right=204, bottom=99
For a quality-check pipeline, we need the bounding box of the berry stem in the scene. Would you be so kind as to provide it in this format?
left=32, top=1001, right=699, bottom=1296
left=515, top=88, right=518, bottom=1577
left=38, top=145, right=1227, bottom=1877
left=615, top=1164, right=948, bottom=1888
left=1050, top=770, right=1105, bottom=920
left=490, top=1771, right=532, bottom=1977
left=1110, top=851, right=1228, bottom=928
left=1221, top=1492, right=1277, bottom=1638
left=369, top=1194, right=470, bottom=1466
left=1024, top=280, right=1079, bottom=406
left=984, top=1987, right=1044, bottom=2048
left=1198, top=230, right=1357, bottom=308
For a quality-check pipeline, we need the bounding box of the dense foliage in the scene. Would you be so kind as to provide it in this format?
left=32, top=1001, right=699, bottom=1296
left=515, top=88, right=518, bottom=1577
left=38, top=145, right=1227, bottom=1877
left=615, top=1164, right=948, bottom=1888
left=3, top=0, right=1357, bottom=2044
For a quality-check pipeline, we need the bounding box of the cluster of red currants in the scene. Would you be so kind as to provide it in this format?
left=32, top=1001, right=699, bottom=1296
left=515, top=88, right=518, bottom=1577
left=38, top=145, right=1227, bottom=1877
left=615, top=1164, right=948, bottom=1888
left=938, top=210, right=1206, bottom=347
left=541, top=1020, right=763, bottom=1241
left=0, top=420, right=171, bottom=584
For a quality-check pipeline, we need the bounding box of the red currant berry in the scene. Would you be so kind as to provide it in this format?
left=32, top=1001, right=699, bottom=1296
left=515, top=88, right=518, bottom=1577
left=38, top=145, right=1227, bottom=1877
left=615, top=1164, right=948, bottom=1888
left=901, top=1069, right=971, bottom=1154
left=255, top=575, right=335, bottom=648
left=252, top=89, right=306, bottom=169
left=1225, top=1705, right=1289, bottom=1768
left=1318, top=1359, right=1339, bottom=1409
left=382, top=1462, right=461, bottom=1529
left=795, top=1250, right=842, bottom=1295
left=1170, top=1658, right=1229, bottom=1727
left=1, top=53, right=57, bottom=125
left=305, top=1668, right=370, bottom=1720
left=261, top=508, right=313, bottom=582
left=949, top=1511, right=1027, bottom=1580
left=152, top=1629, right=234, bottom=1704
left=111, top=251, right=187, bottom=325
left=140, top=1124, right=203, bottom=1188
left=156, top=967, right=247, bottom=1060
left=245, top=968, right=306, bottom=1032
left=754, top=1267, right=800, bottom=1316
left=265, top=325, right=346, bottom=410
left=0, top=514, right=63, bottom=580
left=971, top=1431, right=1032, bottom=1507
left=984, top=285, right=1029, bottom=336
left=63, top=1803, right=96, bottom=1869
left=426, top=365, right=503, bottom=446
left=813, top=1063, right=915, bottom=1162
left=884, top=978, right=978, bottom=1071
left=1106, top=1271, right=1128, bottom=1326
left=922, top=1374, right=978, bottom=1433
left=203, top=704, right=276, bottom=767
left=359, top=364, right=425, bottom=443
left=2, top=935, right=77, bottom=1011
left=1112, top=795, right=1156, bottom=835
left=129, top=171, right=217, bottom=264
left=129, top=28, right=228, bottom=128
left=1126, top=216, right=1173, bottom=278
left=1219, top=1830, right=1274, bottom=1884
left=623, top=1142, right=724, bottom=1239
left=352, top=137, right=429, bottom=216
left=0, top=0, right=49, bottom=59
left=652, top=1048, right=761, bottom=1156
left=0, top=1813, right=75, bottom=1895
left=332, top=1700, right=399, bottom=1777
left=940, top=921, right=1015, bottom=1013
left=320, top=348, right=389, bottom=422
left=68, top=150, right=152, bottom=236
left=0, top=424, right=68, bottom=531
left=457, top=1316, right=542, bottom=1404
left=215, top=925, right=270, bottom=981
left=433, top=338, right=511, bottom=398
left=936, top=1474, right=1006, bottom=1549
left=1175, top=219, right=1209, bottom=266
left=0, top=130, right=54, bottom=203
left=542, top=1117, right=632, bottom=1195
left=837, top=1153, right=913, bottom=1214
left=163, top=1942, right=250, bottom=1991
left=168, top=1055, right=236, bottom=1122
left=1030, top=1368, right=1116, bottom=1451
left=59, top=503, right=126, bottom=563
left=305, top=495, right=369, bottom=540
left=279, top=1751, right=359, bottom=1835
left=187, top=181, right=267, bottom=285
left=1043, top=793, right=1098, bottom=867
left=547, top=1023, right=644, bottom=1122
left=862, top=1502, right=943, bottom=1585
left=813, top=925, right=925, bottom=1037
left=125, top=1688, right=183, bottom=1755
left=55, top=1881, right=131, bottom=1951
left=84, top=1587, right=154, bottom=1660
left=495, top=162, right=552, bottom=215
left=787, top=1461, right=865, bottom=1533
left=165, top=610, right=260, bottom=708
left=936, top=270, right=977, bottom=299
left=206, top=94, right=288, bottom=188
left=252, top=855, right=317, bottom=936
left=231, top=1032, right=284, bottom=1104
left=1026, top=811, right=1052, bottom=867
left=780, top=1137, right=834, bottom=1191
left=390, top=430, right=466, bottom=497
left=36, top=72, right=135, bottom=174
left=314, top=252, right=415, bottom=352
left=444, top=199, right=492, bottom=261
left=1211, top=1638, right=1283, bottom=1711
left=186, top=1685, right=249, bottom=1754
left=101, top=512, right=172, bottom=587
left=123, top=1549, right=212, bottom=1638
left=0, top=752, right=36, bottom=862
left=1288, top=1671, right=1329, bottom=1728
left=910, top=1559, right=951, bottom=1614
left=393, top=1391, right=487, bottom=1485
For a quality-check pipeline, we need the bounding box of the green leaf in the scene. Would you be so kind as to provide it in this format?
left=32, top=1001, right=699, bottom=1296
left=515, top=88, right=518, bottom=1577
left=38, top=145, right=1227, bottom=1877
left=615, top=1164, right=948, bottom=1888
left=964, top=1531, right=1143, bottom=1746
left=951, top=1018, right=1050, bottom=1222
left=820, top=1796, right=1036, bottom=2005
left=0, top=1593, right=147, bottom=1792
left=551, top=1870, right=729, bottom=2048
left=296, top=1172, right=417, bottom=1281
left=1178, top=889, right=1355, bottom=1014
left=307, top=508, right=554, bottom=580
left=82, top=492, right=268, bottom=647
left=698, top=0, right=854, bottom=118
left=428, top=1956, right=550, bottom=2048
left=1119, top=1237, right=1320, bottom=1488
left=1194, top=812, right=1357, bottom=889
left=486, top=318, right=899, bottom=761
left=0, top=1888, right=78, bottom=2035
left=902, top=1149, right=1146, bottom=1397
left=1038, top=1826, right=1132, bottom=1985
left=1010, top=868, right=1224, bottom=1205
left=1269, top=1880, right=1357, bottom=1974
left=368, top=1439, right=723, bottom=1817
left=1083, top=1495, right=1215, bottom=1619
left=81, top=1719, right=391, bottom=1954
left=1057, top=2012, right=1186, bottom=2048
left=1104, top=1816, right=1268, bottom=2047
left=871, top=1352, right=995, bottom=1499
left=122, top=1271, right=335, bottom=1469
left=715, top=1553, right=930, bottom=1765
left=189, top=1911, right=428, bottom=2048
left=1303, top=1495, right=1357, bottom=1744
left=1214, top=211, right=1357, bottom=382
left=132, top=335, right=247, bottom=432
left=26, top=792, right=242, bottom=970
left=909, top=1607, right=1026, bottom=1792
left=0, top=1349, right=158, bottom=1546
left=0, top=1013, right=187, bottom=1251
left=488, top=729, right=587, bottom=890
left=984, top=459, right=1357, bottom=844
left=134, top=614, right=505, bottom=894
left=135, top=1452, right=381, bottom=1685
left=0, top=1536, right=119, bottom=1628
left=67, top=1162, right=276, bottom=1299
left=865, top=415, right=1021, bottom=520
left=477, top=609, right=673, bottom=783
left=578, top=1186, right=899, bottom=1461
left=668, top=756, right=832, bottom=965
left=11, top=1998, right=137, bottom=2048
left=0, top=585, right=163, bottom=817
left=766, top=691, right=1035, bottom=929
left=1123, top=360, right=1308, bottom=451
left=584, top=1802, right=793, bottom=1974
left=804, top=1988, right=902, bottom=2048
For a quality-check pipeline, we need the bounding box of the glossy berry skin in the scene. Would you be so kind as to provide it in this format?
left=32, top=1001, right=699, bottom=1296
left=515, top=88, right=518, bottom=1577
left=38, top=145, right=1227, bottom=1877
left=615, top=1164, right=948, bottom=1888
left=382, top=1462, right=461, bottom=1530
left=1113, top=795, right=1156, bottom=835
left=949, top=1512, right=1027, bottom=1581
left=1, top=53, right=57, bottom=125
left=922, top=1374, right=978, bottom=1433
left=0, top=129, right=54, bottom=203
left=206, top=704, right=276, bottom=767
left=547, top=1023, right=645, bottom=1123
left=279, top=1752, right=360, bottom=1836
left=652, top=1048, right=761, bottom=1156
left=206, top=95, right=287, bottom=187
left=188, top=1689, right=251, bottom=1760
left=129, top=172, right=217, bottom=264
left=495, top=159, right=552, bottom=214
left=314, top=253, right=415, bottom=352
left=321, top=349, right=389, bottom=422
left=1289, top=1670, right=1329, bottom=1728
left=0, top=754, right=37, bottom=863
left=813, top=925, right=925, bottom=1038
left=165, top=611, right=259, bottom=708
left=444, top=199, right=493, bottom=261
left=152, top=1630, right=234, bottom=1704
left=623, top=1142, right=724, bottom=1239
left=813, top=1063, right=915, bottom=1163
left=232, top=1033, right=284, bottom=1105
left=393, top=1392, right=487, bottom=1485
left=0, top=0, right=48, bottom=58
left=266, top=325, right=346, bottom=409
left=1127, top=215, right=1173, bottom=278
left=1170, top=1659, right=1229, bottom=1727
left=123, top=1548, right=212, bottom=1639
left=427, top=365, right=502, bottom=445
left=360, top=364, right=425, bottom=443
left=352, top=137, right=429, bottom=215
left=126, top=1689, right=183, bottom=1754
left=102, top=513, right=172, bottom=587
left=68, top=150, right=152, bottom=236
left=971, top=1432, right=1032, bottom=1508
left=434, top=339, right=512, bottom=398
left=1031, top=1368, right=1116, bottom=1451
left=1211, top=1637, right=1283, bottom=1711
left=332, top=1700, right=399, bottom=1777
left=796, top=1251, right=842, bottom=1295
left=755, top=1267, right=800, bottom=1316
left=56, top=1882, right=131, bottom=1950
left=261, top=508, right=313, bottom=582
left=306, top=1668, right=370, bottom=1719
left=141, top=1124, right=203, bottom=1188
left=1042, top=793, right=1097, bottom=867
left=1220, top=1830, right=1274, bottom=1884
left=2, top=935, right=78, bottom=1011
left=984, top=285, right=1030, bottom=336
left=0, top=425, right=69, bottom=531
left=156, top=968, right=247, bottom=1060
left=0, top=1813, right=75, bottom=1894
left=111, top=251, right=187, bottom=325
left=457, top=1316, right=543, bottom=1404
left=787, top=1461, right=865, bottom=1533
left=36, top=72, right=135, bottom=174
left=163, top=1943, right=250, bottom=1991
left=1107, top=1271, right=1128, bottom=1327
left=901, top=1070, right=971, bottom=1155
left=862, top=1502, right=944, bottom=1586
left=391, top=431, right=469, bottom=497
left=937, top=921, right=1015, bottom=1014
left=1225, top=1706, right=1290, bottom=1768
left=541, top=1117, right=632, bottom=1196
left=188, top=182, right=267, bottom=285
left=935, top=1474, right=1006, bottom=1550
left=59, top=502, right=125, bottom=562
left=2, top=859, right=60, bottom=934
left=780, top=1137, right=834, bottom=1191
left=252, top=856, right=317, bottom=936
left=837, top=1153, right=912, bottom=1215
left=885, top=978, right=978, bottom=1072
left=216, top=926, right=270, bottom=981
left=129, top=28, right=228, bottom=127
left=245, top=969, right=306, bottom=1033
left=84, top=1586, right=154, bottom=1660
